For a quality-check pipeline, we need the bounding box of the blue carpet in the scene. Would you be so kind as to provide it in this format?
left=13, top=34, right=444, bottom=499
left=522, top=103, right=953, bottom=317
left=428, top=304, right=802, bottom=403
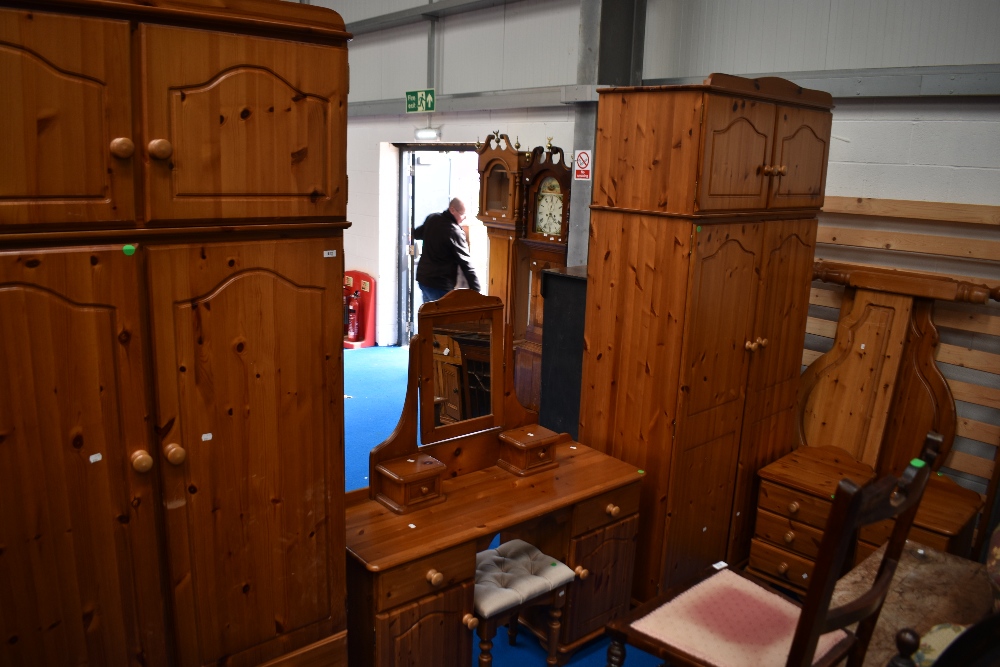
left=343, top=345, right=411, bottom=491
left=343, top=345, right=663, bottom=666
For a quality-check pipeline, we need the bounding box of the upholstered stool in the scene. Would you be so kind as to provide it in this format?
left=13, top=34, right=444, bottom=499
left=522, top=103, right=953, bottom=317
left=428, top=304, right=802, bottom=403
left=474, top=539, right=577, bottom=665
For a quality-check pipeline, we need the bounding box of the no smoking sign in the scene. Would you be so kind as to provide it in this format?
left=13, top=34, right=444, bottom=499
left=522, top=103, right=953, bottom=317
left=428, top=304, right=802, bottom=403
left=574, top=150, right=592, bottom=180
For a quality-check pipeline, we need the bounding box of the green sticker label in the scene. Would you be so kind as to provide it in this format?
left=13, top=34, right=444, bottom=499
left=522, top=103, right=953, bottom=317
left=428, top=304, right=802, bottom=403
left=910, top=458, right=926, bottom=468
left=696, top=225, right=702, bottom=232
left=122, top=244, right=136, bottom=256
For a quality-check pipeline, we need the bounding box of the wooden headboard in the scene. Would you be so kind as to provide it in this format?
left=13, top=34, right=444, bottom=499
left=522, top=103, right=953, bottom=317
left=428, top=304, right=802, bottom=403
left=806, top=197, right=1000, bottom=556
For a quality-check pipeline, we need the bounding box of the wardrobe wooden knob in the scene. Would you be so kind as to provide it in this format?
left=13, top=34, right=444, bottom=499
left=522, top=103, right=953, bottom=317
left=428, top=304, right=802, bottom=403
left=745, top=340, right=759, bottom=351
left=777, top=165, right=787, bottom=176
left=777, top=562, right=789, bottom=575
left=788, top=501, right=800, bottom=514
left=762, top=165, right=775, bottom=176
left=147, top=138, right=173, bottom=160
left=164, top=443, right=187, bottom=465
left=605, top=504, right=620, bottom=517
left=131, top=450, right=153, bottom=473
left=784, top=531, right=795, bottom=544
left=756, top=337, right=769, bottom=348
left=574, top=566, right=589, bottom=580
left=426, top=569, right=444, bottom=586
left=463, top=613, right=479, bottom=630
left=110, top=137, right=135, bottom=159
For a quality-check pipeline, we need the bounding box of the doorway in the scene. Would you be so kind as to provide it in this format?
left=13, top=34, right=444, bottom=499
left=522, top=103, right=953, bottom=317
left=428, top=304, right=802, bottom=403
left=397, top=146, right=484, bottom=339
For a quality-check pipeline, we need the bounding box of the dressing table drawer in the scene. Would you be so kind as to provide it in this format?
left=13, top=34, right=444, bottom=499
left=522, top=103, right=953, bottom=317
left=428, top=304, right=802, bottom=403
left=758, top=481, right=832, bottom=530
left=372, top=542, right=477, bottom=613
left=571, top=482, right=641, bottom=536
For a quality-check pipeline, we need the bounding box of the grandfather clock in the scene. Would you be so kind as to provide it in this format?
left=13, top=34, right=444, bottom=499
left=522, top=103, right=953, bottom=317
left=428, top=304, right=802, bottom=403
left=476, top=131, right=530, bottom=325
left=513, top=140, right=572, bottom=409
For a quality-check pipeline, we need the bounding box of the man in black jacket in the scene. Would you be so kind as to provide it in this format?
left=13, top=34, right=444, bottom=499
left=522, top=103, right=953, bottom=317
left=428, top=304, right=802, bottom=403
left=413, top=197, right=481, bottom=302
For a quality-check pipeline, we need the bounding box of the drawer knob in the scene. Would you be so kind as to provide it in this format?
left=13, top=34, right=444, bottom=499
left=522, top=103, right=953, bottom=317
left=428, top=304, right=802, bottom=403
left=420, top=486, right=429, bottom=495
left=538, top=449, right=547, bottom=459
left=777, top=562, right=789, bottom=575
left=574, top=565, right=589, bottom=580
left=110, top=137, right=135, bottom=159
left=148, top=138, right=173, bottom=160
left=131, top=450, right=153, bottom=473
left=787, top=501, right=800, bottom=514
left=784, top=530, right=795, bottom=544
left=426, top=569, right=444, bottom=586
left=164, top=443, right=187, bottom=466
left=462, top=613, right=479, bottom=630
left=605, top=504, right=620, bottom=517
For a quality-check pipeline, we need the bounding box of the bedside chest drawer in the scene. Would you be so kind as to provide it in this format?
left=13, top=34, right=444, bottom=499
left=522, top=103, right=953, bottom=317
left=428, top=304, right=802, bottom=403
left=754, top=509, right=825, bottom=560
left=758, top=481, right=832, bottom=530
left=372, top=542, right=476, bottom=613
left=749, top=538, right=815, bottom=591
left=571, top=482, right=641, bottom=536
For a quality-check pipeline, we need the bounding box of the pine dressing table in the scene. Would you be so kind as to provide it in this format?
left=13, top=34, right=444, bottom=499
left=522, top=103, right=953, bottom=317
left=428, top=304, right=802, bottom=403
left=344, top=291, right=643, bottom=667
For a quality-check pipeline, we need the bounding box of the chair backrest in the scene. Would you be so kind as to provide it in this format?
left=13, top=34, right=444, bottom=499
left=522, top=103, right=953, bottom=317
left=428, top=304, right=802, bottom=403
left=784, top=432, right=940, bottom=667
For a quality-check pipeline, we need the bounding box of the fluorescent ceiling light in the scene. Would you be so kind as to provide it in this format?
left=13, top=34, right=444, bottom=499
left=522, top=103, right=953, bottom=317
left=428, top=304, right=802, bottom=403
left=414, top=127, right=441, bottom=140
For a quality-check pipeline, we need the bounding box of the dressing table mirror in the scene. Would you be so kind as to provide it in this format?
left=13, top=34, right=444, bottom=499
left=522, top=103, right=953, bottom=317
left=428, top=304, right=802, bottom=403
left=367, top=290, right=513, bottom=514
left=418, top=290, right=505, bottom=443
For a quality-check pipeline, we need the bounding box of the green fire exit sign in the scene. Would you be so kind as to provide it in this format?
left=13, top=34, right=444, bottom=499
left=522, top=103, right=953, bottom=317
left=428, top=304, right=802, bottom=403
left=406, top=89, right=435, bottom=113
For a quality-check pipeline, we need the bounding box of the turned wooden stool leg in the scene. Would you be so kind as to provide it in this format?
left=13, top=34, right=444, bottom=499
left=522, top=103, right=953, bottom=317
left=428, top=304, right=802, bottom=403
left=606, top=638, right=626, bottom=667
left=507, top=611, right=519, bottom=645
left=545, top=587, right=567, bottom=666
left=477, top=619, right=495, bottom=666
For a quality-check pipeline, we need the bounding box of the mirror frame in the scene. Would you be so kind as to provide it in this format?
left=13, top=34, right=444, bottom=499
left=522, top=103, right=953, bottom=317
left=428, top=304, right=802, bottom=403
left=418, top=290, right=505, bottom=444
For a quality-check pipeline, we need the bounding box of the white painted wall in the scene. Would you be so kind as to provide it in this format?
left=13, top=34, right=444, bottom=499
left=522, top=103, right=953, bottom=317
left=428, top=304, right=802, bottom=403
left=644, top=0, right=1000, bottom=79
left=346, top=107, right=576, bottom=346
left=349, top=22, right=429, bottom=102
left=827, top=97, right=1000, bottom=205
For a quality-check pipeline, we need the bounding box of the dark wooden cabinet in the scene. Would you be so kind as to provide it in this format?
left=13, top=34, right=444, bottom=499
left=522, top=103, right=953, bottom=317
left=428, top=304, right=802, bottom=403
left=581, top=75, right=831, bottom=601
left=1, top=2, right=350, bottom=665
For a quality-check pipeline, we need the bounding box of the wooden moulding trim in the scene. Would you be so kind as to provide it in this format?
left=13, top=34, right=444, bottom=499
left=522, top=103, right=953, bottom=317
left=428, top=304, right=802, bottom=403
left=6, top=0, right=352, bottom=42
left=597, top=73, right=834, bottom=110
left=0, top=222, right=352, bottom=249
left=813, top=260, right=998, bottom=303
left=823, top=197, right=1000, bottom=227
left=587, top=205, right=821, bottom=221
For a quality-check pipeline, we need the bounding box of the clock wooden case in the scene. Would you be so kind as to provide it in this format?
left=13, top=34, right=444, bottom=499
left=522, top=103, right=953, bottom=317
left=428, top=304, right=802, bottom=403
left=513, top=142, right=572, bottom=410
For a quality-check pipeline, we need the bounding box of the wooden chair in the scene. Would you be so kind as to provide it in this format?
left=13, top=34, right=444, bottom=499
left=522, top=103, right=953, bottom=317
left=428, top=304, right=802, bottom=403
left=604, top=433, right=940, bottom=667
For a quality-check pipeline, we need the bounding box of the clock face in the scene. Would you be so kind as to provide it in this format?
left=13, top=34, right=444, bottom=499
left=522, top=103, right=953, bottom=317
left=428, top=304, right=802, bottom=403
left=533, top=177, right=563, bottom=236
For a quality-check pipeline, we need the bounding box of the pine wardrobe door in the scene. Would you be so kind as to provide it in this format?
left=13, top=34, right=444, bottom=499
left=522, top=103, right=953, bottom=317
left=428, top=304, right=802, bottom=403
left=146, top=238, right=346, bottom=667
left=0, top=246, right=166, bottom=667
left=0, top=10, right=135, bottom=228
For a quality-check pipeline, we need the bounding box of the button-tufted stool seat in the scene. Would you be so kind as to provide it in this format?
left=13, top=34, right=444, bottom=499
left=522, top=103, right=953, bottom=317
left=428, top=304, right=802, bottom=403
left=474, top=539, right=577, bottom=665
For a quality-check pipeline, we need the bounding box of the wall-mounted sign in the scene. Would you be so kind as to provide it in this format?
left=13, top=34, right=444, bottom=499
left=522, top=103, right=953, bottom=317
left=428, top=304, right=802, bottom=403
left=406, top=89, right=436, bottom=113
left=574, top=150, right=591, bottom=180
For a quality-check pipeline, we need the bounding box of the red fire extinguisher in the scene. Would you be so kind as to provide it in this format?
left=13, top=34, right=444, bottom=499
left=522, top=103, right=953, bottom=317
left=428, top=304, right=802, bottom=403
left=346, top=290, right=361, bottom=342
